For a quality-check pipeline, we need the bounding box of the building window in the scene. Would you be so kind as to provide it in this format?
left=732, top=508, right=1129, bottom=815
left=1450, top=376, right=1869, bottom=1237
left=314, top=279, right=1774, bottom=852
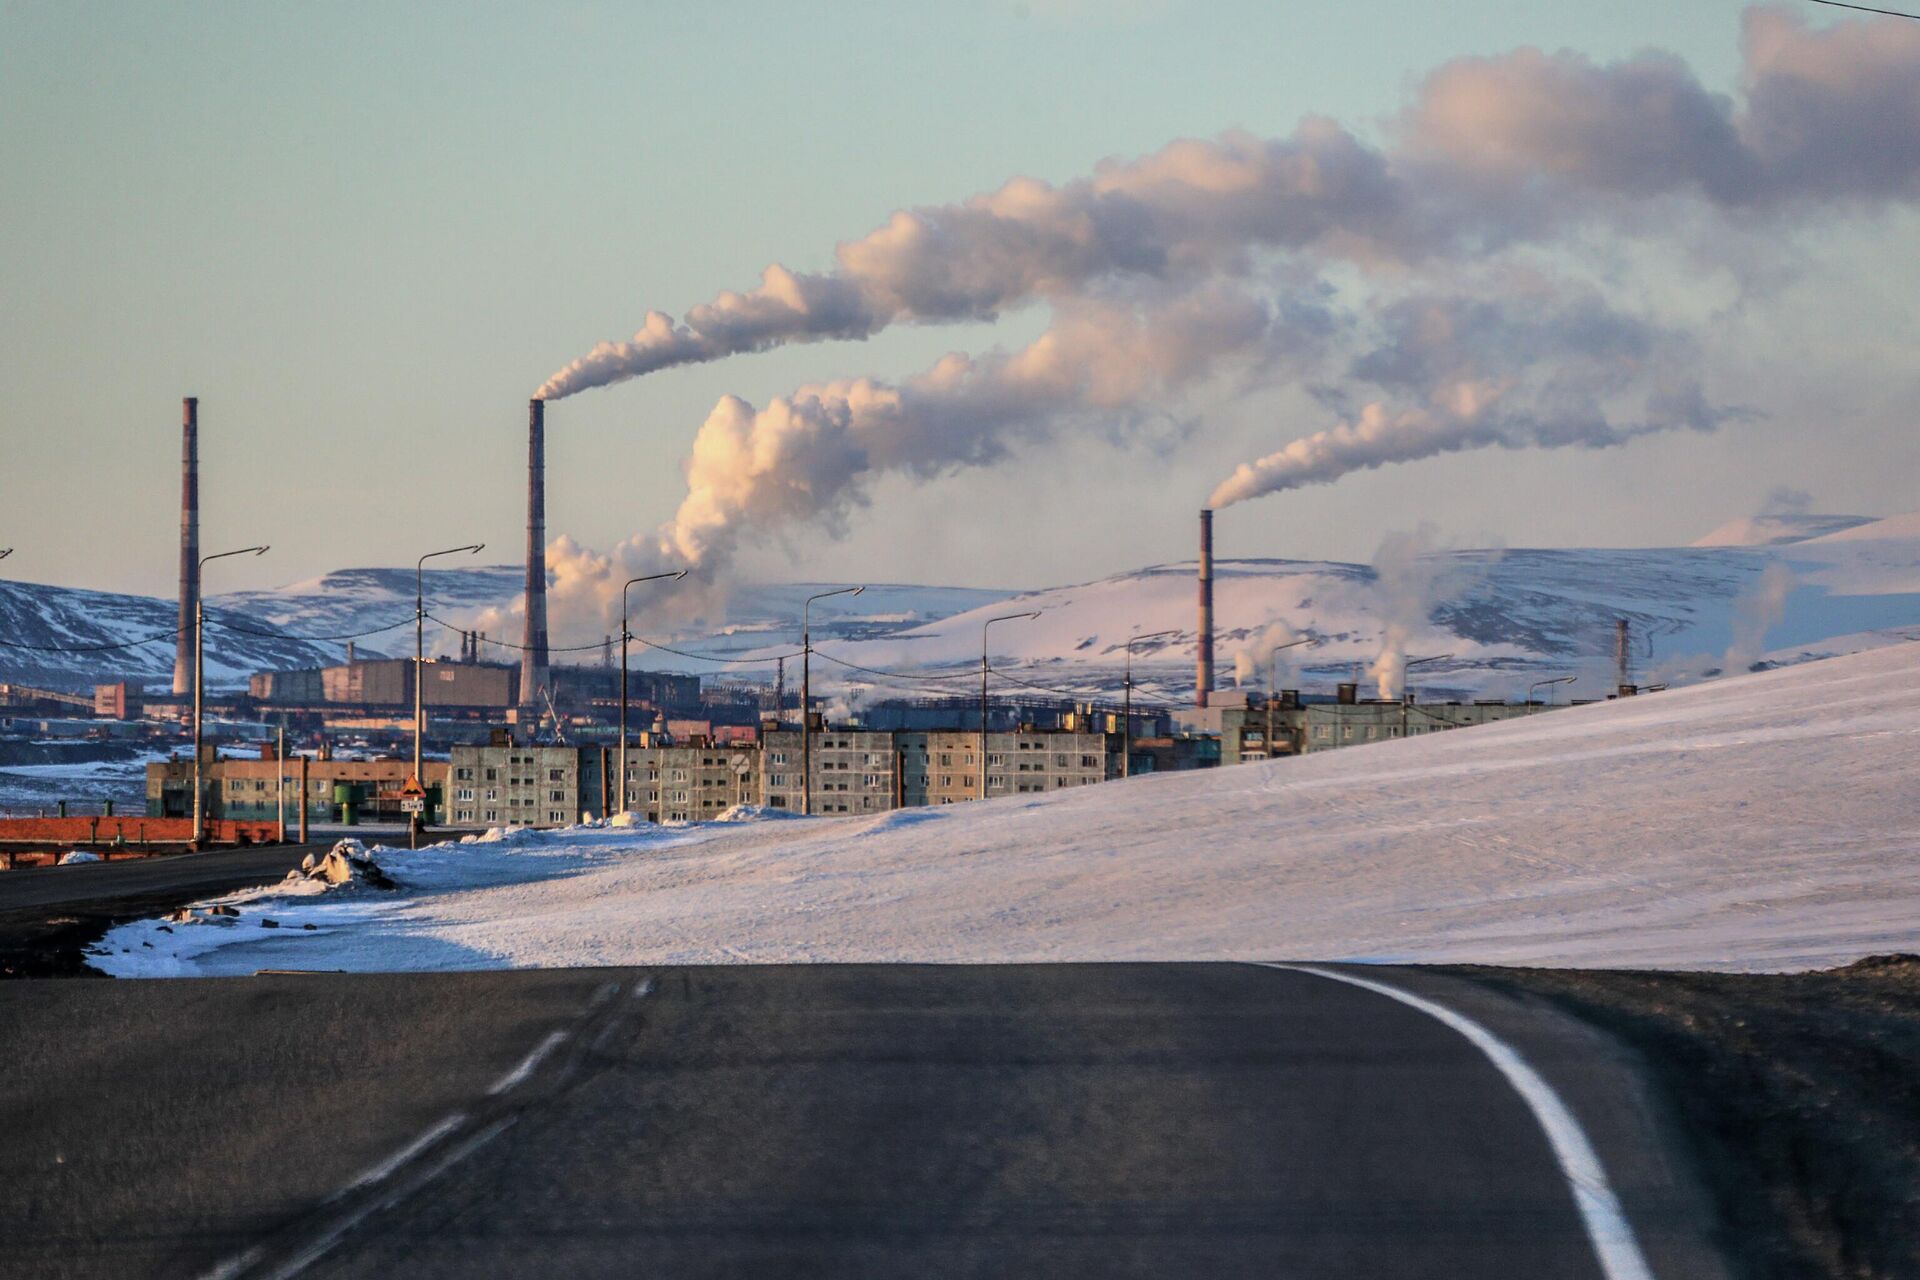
left=549, top=811, right=566, bottom=823
left=457, top=788, right=474, bottom=801
left=549, top=789, right=565, bottom=803
left=456, top=767, right=473, bottom=781
left=549, top=769, right=565, bottom=782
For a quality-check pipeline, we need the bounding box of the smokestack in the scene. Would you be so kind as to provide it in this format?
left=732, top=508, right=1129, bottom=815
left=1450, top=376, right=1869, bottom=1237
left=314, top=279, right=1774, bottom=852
left=521, top=399, right=551, bottom=713
left=1615, top=617, right=1632, bottom=694
left=1196, top=508, right=1215, bottom=709
left=171, top=397, right=199, bottom=697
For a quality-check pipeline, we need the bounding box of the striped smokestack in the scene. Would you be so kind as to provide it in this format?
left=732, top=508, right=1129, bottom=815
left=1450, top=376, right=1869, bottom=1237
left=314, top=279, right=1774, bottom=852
left=1197, top=507, right=1214, bottom=709
left=171, top=397, right=199, bottom=696
left=520, top=398, right=550, bottom=714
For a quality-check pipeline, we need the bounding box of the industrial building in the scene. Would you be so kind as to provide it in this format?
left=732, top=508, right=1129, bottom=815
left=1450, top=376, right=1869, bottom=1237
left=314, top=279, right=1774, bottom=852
left=146, top=750, right=450, bottom=826
left=1201, top=687, right=1572, bottom=766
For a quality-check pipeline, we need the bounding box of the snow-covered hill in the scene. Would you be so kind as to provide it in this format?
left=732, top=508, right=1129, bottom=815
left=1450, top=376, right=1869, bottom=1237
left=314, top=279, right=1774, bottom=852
left=10, top=511, right=1920, bottom=702
left=1689, top=512, right=1875, bottom=546
left=752, top=532, right=1920, bottom=703
left=0, top=579, right=350, bottom=693
left=92, top=642, right=1920, bottom=976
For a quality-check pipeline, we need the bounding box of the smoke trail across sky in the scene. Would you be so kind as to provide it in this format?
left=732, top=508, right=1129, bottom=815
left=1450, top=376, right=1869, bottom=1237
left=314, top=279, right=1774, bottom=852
left=528, top=6, right=1920, bottom=636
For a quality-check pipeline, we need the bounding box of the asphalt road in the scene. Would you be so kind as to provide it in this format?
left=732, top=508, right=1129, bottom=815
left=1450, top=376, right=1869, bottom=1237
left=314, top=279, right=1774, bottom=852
left=0, top=844, right=321, bottom=978
left=0, top=845, right=318, bottom=913
left=0, top=963, right=1730, bottom=1279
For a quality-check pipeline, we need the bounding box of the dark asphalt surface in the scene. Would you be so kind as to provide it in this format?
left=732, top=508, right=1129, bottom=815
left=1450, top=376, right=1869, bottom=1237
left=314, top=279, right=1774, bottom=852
left=0, top=845, right=316, bottom=913
left=0, top=845, right=322, bottom=978
left=0, top=964, right=1729, bottom=1280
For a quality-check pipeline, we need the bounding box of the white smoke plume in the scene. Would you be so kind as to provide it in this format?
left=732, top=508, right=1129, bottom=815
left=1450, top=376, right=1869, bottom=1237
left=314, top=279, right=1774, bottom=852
left=524, top=8, right=1920, bottom=639
left=1232, top=621, right=1301, bottom=690
left=1724, top=561, right=1796, bottom=672
left=541, top=9, right=1920, bottom=405
left=1363, top=527, right=1495, bottom=700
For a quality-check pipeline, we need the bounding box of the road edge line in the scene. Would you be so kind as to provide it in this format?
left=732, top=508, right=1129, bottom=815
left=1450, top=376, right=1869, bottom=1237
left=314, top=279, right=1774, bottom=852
left=1255, top=962, right=1657, bottom=1280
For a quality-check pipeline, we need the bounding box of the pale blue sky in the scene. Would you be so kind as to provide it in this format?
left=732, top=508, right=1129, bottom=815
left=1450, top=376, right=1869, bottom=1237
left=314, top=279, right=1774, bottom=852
left=3, top=0, right=1913, bottom=603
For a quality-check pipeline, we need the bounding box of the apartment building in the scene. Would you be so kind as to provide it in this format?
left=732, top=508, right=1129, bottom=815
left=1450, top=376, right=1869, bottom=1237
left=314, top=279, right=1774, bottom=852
left=446, top=744, right=599, bottom=829
left=758, top=728, right=899, bottom=815
left=901, top=729, right=1114, bottom=805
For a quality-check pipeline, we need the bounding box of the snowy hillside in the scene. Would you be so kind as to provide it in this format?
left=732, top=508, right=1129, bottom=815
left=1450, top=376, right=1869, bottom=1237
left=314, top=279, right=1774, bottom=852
left=12, top=512, right=1920, bottom=701
left=1689, top=512, right=1875, bottom=546
left=750, top=534, right=1920, bottom=703
left=93, top=642, right=1920, bottom=976
left=0, top=579, right=349, bottom=693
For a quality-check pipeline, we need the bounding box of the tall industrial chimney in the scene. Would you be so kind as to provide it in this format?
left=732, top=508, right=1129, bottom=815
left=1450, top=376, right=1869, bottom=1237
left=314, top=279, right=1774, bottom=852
left=171, top=397, right=199, bottom=696
left=520, top=398, right=551, bottom=714
left=1196, top=508, right=1215, bottom=709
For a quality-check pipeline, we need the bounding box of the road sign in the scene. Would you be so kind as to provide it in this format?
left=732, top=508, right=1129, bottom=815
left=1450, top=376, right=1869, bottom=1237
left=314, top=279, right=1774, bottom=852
left=400, top=776, right=427, bottom=798
left=400, top=796, right=426, bottom=814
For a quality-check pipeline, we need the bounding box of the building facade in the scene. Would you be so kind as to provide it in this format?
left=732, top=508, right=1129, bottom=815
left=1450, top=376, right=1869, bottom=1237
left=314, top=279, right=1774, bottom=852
left=447, top=744, right=604, bottom=829
left=146, top=754, right=450, bottom=825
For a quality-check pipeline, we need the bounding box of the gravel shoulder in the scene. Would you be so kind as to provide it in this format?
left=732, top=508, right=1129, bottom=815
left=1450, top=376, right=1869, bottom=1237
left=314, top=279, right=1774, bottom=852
left=1456, top=955, right=1920, bottom=1280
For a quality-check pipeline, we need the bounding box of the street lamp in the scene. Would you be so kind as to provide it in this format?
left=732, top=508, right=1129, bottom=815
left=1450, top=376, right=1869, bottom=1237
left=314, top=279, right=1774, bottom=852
left=1122, top=630, right=1179, bottom=779
left=1527, top=675, right=1575, bottom=711
left=620, top=570, right=689, bottom=817
left=1265, top=637, right=1313, bottom=761
left=1399, top=652, right=1453, bottom=739
left=801, top=586, right=864, bottom=816
left=413, top=543, right=484, bottom=848
left=981, top=611, right=1040, bottom=799
left=193, top=545, right=268, bottom=849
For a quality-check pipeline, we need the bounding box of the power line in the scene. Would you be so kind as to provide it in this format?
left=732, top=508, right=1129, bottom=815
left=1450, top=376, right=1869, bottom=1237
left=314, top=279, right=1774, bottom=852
left=204, top=613, right=415, bottom=642
left=0, top=625, right=186, bottom=653
left=1804, top=0, right=1920, bottom=16
left=810, top=650, right=977, bottom=684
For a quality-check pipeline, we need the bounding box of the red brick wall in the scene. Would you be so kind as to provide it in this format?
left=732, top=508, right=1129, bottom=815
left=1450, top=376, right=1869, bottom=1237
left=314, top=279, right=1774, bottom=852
left=0, top=817, right=281, bottom=846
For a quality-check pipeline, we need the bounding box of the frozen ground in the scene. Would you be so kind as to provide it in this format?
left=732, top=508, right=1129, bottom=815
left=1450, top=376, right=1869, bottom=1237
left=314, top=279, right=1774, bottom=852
left=93, top=642, right=1920, bottom=977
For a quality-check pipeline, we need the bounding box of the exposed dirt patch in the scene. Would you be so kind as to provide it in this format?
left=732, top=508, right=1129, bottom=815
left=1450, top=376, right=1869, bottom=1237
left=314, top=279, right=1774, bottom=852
left=0, top=894, right=202, bottom=979
left=1460, top=956, right=1920, bottom=1280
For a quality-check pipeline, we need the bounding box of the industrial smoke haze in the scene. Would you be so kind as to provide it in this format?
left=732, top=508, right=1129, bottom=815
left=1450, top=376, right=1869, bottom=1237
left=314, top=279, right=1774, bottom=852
left=528, top=7, right=1920, bottom=640
left=1724, top=562, right=1796, bottom=674
left=1362, top=527, right=1494, bottom=701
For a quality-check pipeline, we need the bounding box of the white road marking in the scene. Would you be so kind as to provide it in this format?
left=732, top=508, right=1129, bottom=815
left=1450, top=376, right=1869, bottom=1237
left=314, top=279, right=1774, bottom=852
left=1257, top=963, right=1656, bottom=1280
left=194, top=1246, right=263, bottom=1280
left=253, top=1117, right=516, bottom=1280
left=633, top=976, right=656, bottom=999
left=334, top=1113, right=467, bottom=1199
left=487, top=1030, right=568, bottom=1096
left=588, top=979, right=619, bottom=1008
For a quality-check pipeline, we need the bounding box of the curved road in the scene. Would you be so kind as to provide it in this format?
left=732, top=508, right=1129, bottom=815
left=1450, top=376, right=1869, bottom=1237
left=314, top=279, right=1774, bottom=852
left=0, top=963, right=1728, bottom=1279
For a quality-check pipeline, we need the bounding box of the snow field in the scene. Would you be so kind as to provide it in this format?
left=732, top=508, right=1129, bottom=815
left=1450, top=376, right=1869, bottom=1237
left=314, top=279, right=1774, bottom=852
left=92, top=643, right=1920, bottom=977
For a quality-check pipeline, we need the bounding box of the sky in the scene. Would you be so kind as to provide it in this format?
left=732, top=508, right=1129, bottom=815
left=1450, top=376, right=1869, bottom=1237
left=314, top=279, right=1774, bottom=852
left=2, top=0, right=1916, bottom=613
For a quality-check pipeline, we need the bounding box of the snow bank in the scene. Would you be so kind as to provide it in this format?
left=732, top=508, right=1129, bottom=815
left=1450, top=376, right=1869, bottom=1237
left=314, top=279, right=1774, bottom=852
left=57, top=851, right=101, bottom=865
left=92, top=643, right=1920, bottom=976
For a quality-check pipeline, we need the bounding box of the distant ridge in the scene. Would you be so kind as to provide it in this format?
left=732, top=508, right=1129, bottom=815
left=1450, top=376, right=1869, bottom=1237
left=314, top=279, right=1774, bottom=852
left=1690, top=513, right=1877, bottom=547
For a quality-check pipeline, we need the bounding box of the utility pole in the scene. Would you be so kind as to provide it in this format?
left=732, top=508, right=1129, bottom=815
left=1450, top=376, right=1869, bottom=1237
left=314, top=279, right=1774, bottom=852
left=276, top=725, right=286, bottom=844
left=620, top=570, right=687, bottom=817
left=192, top=545, right=268, bottom=850
left=1123, top=630, right=1178, bottom=779
left=981, top=612, right=1040, bottom=799
left=802, top=586, right=865, bottom=816
left=1528, top=675, right=1575, bottom=712
left=414, top=543, right=484, bottom=849
left=1399, top=653, right=1452, bottom=740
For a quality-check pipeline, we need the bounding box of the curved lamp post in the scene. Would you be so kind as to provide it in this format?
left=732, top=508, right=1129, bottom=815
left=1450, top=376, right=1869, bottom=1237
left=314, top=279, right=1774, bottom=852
left=980, top=612, right=1040, bottom=799
left=1527, top=675, right=1575, bottom=711
left=801, top=586, right=864, bottom=816
left=1265, top=637, right=1313, bottom=761
left=620, top=570, right=689, bottom=817
left=193, top=545, right=268, bottom=849
left=1398, top=652, right=1453, bottom=739
left=411, top=543, right=484, bottom=847
left=1122, top=630, right=1179, bottom=779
